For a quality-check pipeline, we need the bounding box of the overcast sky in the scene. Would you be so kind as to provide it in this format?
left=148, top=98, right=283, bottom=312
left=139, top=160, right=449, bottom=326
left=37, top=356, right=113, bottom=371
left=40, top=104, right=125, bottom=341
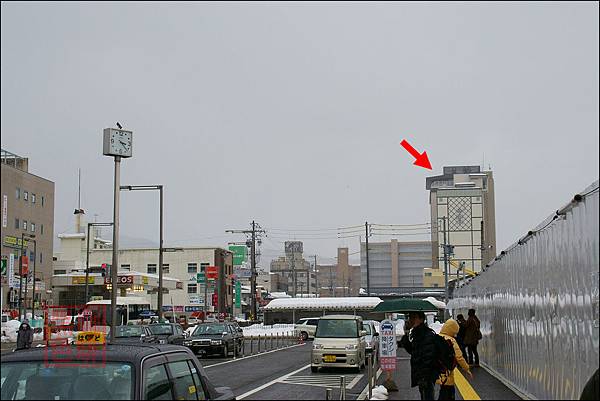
left=2, top=2, right=598, bottom=267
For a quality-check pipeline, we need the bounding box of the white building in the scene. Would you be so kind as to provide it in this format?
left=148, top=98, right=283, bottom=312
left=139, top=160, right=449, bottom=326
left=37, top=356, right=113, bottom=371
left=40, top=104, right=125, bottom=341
left=52, top=231, right=233, bottom=315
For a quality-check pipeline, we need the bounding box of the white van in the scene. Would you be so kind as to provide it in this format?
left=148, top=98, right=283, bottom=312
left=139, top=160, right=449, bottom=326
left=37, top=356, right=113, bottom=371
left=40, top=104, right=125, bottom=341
left=311, top=315, right=367, bottom=373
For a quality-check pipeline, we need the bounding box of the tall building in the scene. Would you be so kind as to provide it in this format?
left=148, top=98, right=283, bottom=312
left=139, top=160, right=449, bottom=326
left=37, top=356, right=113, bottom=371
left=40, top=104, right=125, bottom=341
left=426, top=165, right=497, bottom=276
left=1, top=149, right=55, bottom=309
left=316, top=248, right=361, bottom=297
left=360, top=240, right=432, bottom=291
left=269, top=241, right=317, bottom=296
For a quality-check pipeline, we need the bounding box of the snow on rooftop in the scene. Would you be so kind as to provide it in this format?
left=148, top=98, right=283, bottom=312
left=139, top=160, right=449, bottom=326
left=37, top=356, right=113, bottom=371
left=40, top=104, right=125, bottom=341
left=269, top=292, right=292, bottom=299
left=423, top=297, right=446, bottom=309
left=264, top=296, right=382, bottom=311
left=58, top=233, right=86, bottom=239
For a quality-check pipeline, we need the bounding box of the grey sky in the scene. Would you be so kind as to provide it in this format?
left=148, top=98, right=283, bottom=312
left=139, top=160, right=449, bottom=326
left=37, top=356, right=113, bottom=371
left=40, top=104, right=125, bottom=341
left=1, top=2, right=598, bottom=267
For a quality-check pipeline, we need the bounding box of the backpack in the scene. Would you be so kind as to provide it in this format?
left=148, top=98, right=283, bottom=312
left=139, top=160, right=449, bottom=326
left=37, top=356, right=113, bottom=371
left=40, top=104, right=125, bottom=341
left=433, top=335, right=457, bottom=382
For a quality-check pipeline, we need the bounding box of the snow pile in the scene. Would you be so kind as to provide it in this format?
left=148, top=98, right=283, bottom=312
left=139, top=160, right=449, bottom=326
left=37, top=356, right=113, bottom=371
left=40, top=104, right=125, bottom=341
left=423, top=297, right=446, bottom=309
left=371, top=385, right=389, bottom=400
left=242, top=323, right=296, bottom=336
left=1, top=320, right=22, bottom=342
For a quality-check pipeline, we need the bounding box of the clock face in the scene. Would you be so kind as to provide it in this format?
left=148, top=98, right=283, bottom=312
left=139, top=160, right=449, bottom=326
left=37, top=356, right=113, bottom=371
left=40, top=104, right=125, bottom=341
left=103, top=128, right=133, bottom=157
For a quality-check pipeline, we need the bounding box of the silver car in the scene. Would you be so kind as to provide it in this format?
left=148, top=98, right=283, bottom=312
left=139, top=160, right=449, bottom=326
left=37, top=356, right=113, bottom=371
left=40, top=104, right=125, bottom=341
left=311, top=315, right=367, bottom=373
left=362, top=320, right=380, bottom=358
left=295, top=317, right=319, bottom=341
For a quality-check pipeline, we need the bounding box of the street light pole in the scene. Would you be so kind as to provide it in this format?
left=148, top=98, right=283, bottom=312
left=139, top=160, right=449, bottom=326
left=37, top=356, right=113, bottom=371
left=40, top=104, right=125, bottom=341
left=85, top=222, right=113, bottom=303
left=30, top=239, right=37, bottom=319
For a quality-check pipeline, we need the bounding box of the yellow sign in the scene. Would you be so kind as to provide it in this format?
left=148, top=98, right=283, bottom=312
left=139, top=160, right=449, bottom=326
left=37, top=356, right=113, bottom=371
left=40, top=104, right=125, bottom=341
left=75, top=331, right=106, bottom=345
left=72, top=276, right=95, bottom=285
left=142, top=276, right=149, bottom=285
left=3, top=236, right=29, bottom=248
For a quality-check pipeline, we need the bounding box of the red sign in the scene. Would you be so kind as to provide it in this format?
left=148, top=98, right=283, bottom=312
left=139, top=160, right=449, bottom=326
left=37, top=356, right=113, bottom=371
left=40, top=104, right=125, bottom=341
left=212, top=293, right=218, bottom=307
left=21, top=256, right=29, bottom=276
left=104, top=275, right=134, bottom=285
left=206, top=266, right=218, bottom=279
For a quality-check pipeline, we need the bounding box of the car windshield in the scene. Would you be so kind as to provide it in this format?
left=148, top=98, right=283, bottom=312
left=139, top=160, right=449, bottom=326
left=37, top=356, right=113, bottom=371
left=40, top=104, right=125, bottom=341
left=193, top=324, right=227, bottom=335
left=316, top=319, right=358, bottom=338
left=114, top=326, right=144, bottom=337
left=0, top=361, right=133, bottom=400
left=147, top=324, right=173, bottom=335
left=362, top=324, right=372, bottom=335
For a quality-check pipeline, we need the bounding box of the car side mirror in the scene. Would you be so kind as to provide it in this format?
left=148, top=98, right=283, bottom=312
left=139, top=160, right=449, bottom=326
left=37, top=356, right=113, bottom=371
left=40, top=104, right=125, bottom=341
left=360, top=330, right=367, bottom=337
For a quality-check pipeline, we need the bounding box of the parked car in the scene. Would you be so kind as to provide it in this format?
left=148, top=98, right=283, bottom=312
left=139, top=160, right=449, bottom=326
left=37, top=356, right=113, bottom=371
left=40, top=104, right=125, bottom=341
left=142, top=323, right=186, bottom=345
left=184, top=322, right=243, bottom=357
left=294, top=317, right=319, bottom=341
left=110, top=325, right=146, bottom=344
left=311, top=315, right=367, bottom=373
left=362, top=320, right=380, bottom=358
left=0, top=341, right=235, bottom=399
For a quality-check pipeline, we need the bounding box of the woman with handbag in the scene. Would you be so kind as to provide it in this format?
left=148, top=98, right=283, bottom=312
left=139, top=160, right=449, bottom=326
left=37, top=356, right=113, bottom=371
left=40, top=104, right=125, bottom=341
left=463, top=309, right=482, bottom=367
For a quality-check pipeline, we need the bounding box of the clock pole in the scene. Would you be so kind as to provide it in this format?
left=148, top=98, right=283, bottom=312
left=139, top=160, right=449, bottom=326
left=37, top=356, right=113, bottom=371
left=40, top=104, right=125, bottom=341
left=110, top=155, right=121, bottom=340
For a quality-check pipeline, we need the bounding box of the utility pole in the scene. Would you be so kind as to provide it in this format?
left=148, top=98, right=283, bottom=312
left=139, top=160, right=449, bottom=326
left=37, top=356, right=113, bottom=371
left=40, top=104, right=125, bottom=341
left=441, top=216, right=450, bottom=318
left=365, top=221, right=370, bottom=296
left=226, top=221, right=264, bottom=321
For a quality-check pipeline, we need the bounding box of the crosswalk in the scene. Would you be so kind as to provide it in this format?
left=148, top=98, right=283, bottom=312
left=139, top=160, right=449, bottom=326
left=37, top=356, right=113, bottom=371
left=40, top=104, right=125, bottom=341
left=279, top=373, right=363, bottom=389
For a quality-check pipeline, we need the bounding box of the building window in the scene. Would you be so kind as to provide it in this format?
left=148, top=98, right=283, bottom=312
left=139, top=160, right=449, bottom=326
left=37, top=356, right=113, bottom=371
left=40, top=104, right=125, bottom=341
left=121, top=264, right=131, bottom=271
left=187, top=284, right=197, bottom=294
left=147, top=264, right=157, bottom=274
left=54, top=269, right=67, bottom=275
left=32, top=194, right=36, bottom=204
left=200, top=263, right=209, bottom=272
left=163, top=264, right=170, bottom=273
left=187, top=263, right=197, bottom=273
left=16, top=187, right=20, bottom=200
left=41, top=196, right=45, bottom=206
left=23, top=191, right=28, bottom=201
left=23, top=220, right=27, bottom=230
left=425, top=272, right=432, bottom=277
left=15, top=218, right=19, bottom=229
left=41, top=225, right=44, bottom=235
left=31, top=223, right=35, bottom=233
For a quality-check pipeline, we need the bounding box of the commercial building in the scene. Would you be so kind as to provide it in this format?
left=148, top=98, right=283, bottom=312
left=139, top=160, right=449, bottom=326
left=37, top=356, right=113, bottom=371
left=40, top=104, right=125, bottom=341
left=269, top=241, right=317, bottom=296
left=316, top=248, right=361, bottom=297
left=426, top=166, right=497, bottom=275
left=52, top=224, right=233, bottom=315
left=1, top=149, right=55, bottom=309
left=360, top=240, right=432, bottom=292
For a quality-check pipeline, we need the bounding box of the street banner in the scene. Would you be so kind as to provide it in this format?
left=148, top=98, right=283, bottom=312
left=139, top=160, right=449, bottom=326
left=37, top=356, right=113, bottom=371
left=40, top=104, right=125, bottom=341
left=8, top=254, right=16, bottom=286
left=379, top=319, right=397, bottom=371
left=21, top=255, right=29, bottom=276
left=196, top=272, right=205, bottom=283
left=235, top=281, right=241, bottom=308
left=206, top=266, right=218, bottom=279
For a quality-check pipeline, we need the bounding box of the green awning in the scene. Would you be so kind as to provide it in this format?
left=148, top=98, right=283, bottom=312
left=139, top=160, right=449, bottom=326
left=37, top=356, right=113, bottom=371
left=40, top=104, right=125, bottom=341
left=372, top=298, right=438, bottom=313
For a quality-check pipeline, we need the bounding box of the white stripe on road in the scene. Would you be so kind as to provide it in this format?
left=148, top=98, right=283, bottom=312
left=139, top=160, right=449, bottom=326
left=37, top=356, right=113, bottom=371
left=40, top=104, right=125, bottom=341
left=236, top=364, right=311, bottom=400
left=204, top=343, right=305, bottom=369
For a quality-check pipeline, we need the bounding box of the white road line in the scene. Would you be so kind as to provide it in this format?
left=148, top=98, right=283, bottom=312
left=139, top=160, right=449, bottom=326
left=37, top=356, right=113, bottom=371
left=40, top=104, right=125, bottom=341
left=204, top=343, right=305, bottom=369
left=236, top=364, right=311, bottom=399
left=356, top=368, right=383, bottom=400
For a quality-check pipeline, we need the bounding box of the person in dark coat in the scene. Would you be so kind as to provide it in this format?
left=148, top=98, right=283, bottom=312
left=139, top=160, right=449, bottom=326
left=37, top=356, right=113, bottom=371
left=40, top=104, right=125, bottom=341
left=16, top=320, right=33, bottom=350
left=463, top=309, right=481, bottom=366
left=580, top=368, right=599, bottom=400
left=455, top=314, right=468, bottom=363
left=400, top=311, right=439, bottom=400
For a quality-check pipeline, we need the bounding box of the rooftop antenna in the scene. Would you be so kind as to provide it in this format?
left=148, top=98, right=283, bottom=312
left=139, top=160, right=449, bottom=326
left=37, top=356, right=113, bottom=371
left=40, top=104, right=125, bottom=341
left=73, top=168, right=85, bottom=232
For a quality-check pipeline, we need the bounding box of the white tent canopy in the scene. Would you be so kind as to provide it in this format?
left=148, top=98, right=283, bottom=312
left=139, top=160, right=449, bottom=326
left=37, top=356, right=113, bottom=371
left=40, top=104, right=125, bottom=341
left=264, top=297, right=383, bottom=311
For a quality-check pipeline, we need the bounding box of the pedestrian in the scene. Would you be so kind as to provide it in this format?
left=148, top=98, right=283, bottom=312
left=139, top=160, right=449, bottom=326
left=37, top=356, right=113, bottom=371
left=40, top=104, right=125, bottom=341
left=400, top=311, right=439, bottom=400
left=16, top=320, right=34, bottom=350
left=455, top=314, right=467, bottom=363
left=463, top=309, right=481, bottom=367
left=436, top=319, right=472, bottom=400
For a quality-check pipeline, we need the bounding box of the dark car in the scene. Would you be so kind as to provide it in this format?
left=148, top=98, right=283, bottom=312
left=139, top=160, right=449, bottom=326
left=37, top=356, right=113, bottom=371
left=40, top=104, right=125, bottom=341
left=143, top=323, right=186, bottom=345
left=0, top=343, right=235, bottom=400
left=110, top=325, right=146, bottom=344
left=184, top=322, right=243, bottom=357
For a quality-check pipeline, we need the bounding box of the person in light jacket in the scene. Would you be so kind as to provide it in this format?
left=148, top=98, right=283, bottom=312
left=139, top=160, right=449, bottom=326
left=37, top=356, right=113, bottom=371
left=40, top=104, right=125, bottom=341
left=16, top=320, right=33, bottom=350
left=436, top=319, right=472, bottom=400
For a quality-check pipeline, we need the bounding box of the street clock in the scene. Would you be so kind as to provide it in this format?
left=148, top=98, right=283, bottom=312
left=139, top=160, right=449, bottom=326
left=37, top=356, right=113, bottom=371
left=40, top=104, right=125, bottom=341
left=103, top=128, right=133, bottom=158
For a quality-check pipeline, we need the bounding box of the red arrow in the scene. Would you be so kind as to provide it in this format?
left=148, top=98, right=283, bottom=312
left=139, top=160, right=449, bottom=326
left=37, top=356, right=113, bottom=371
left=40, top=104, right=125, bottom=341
left=400, top=139, right=432, bottom=170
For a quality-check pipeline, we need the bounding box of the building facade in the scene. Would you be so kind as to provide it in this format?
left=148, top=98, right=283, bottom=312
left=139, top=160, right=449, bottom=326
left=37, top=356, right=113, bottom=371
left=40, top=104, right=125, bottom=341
left=360, top=240, right=432, bottom=291
left=426, top=166, right=497, bottom=276
left=1, top=149, right=55, bottom=310
left=52, top=229, right=233, bottom=315
left=269, top=241, right=317, bottom=296
left=316, top=248, right=361, bottom=297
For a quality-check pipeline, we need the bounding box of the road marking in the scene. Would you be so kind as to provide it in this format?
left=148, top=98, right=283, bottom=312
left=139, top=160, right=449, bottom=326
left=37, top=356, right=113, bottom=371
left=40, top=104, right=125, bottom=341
left=280, top=374, right=363, bottom=389
left=204, top=343, right=305, bottom=369
left=237, top=364, right=311, bottom=399
left=455, top=369, right=481, bottom=400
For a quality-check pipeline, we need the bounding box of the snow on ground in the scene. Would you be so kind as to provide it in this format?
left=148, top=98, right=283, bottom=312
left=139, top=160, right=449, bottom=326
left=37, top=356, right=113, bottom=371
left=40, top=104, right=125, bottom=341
left=370, top=385, right=389, bottom=400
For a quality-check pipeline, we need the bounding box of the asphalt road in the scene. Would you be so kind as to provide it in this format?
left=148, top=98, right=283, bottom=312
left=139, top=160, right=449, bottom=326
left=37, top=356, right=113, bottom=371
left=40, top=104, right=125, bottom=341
left=202, top=343, right=373, bottom=400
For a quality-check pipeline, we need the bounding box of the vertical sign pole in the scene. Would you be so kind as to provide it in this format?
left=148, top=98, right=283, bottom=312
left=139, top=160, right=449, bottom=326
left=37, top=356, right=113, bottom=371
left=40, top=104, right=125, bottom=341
left=158, top=185, right=164, bottom=321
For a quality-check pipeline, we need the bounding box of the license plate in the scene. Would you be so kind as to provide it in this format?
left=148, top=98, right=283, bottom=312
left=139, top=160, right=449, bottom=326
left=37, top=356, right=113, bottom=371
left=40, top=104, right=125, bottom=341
left=324, top=355, right=336, bottom=362
left=159, top=340, right=166, bottom=344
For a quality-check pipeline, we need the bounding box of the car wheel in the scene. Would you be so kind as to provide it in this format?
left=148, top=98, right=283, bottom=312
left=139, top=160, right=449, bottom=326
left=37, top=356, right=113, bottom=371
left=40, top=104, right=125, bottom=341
left=311, top=366, right=318, bottom=373
left=301, top=332, right=308, bottom=341
left=222, top=344, right=228, bottom=357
